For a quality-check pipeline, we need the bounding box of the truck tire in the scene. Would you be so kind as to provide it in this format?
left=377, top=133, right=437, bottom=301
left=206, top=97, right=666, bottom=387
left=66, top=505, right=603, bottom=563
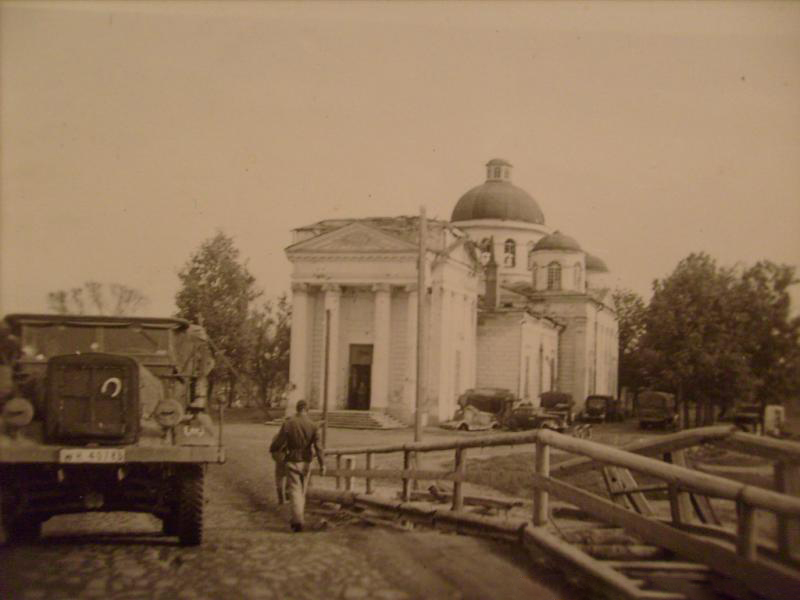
left=8, top=518, right=41, bottom=543
left=162, top=509, right=179, bottom=536
left=177, top=465, right=204, bottom=546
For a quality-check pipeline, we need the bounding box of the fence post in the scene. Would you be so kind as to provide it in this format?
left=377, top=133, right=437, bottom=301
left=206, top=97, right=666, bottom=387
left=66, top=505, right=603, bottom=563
left=335, top=455, right=342, bottom=490
left=665, top=451, right=693, bottom=524
left=344, top=456, right=354, bottom=492
left=737, top=501, right=758, bottom=560
left=452, top=447, right=467, bottom=511
left=533, top=439, right=550, bottom=526
left=365, top=452, right=374, bottom=495
left=402, top=450, right=412, bottom=501
left=775, top=461, right=800, bottom=560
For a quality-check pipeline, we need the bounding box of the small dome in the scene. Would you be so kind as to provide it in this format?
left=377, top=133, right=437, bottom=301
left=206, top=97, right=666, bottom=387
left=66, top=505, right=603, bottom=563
left=533, top=230, right=582, bottom=252
left=451, top=159, right=545, bottom=225
left=585, top=253, right=610, bottom=273
left=486, top=158, right=512, bottom=167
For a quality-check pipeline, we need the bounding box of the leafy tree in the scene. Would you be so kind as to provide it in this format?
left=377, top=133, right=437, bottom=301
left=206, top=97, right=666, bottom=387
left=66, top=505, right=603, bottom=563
left=642, top=253, right=754, bottom=425
left=731, top=261, right=800, bottom=409
left=47, top=282, right=148, bottom=315
left=247, top=294, right=292, bottom=408
left=611, top=288, right=649, bottom=396
left=175, top=232, right=261, bottom=407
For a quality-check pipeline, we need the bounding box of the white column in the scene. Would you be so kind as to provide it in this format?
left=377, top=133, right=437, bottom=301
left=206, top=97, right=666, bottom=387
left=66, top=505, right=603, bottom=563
left=404, top=284, right=418, bottom=413
left=288, top=283, right=310, bottom=414
left=371, top=283, right=391, bottom=410
left=323, top=284, right=341, bottom=411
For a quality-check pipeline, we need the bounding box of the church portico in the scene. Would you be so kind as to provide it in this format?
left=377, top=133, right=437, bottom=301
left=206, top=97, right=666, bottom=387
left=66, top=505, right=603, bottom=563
left=285, top=218, right=482, bottom=424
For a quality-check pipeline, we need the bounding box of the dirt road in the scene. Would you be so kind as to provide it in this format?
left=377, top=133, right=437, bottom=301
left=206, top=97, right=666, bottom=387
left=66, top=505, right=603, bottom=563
left=0, top=424, right=579, bottom=600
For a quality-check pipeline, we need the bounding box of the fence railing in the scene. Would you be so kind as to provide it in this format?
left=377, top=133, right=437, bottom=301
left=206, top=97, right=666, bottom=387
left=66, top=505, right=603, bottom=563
left=317, top=425, right=800, bottom=600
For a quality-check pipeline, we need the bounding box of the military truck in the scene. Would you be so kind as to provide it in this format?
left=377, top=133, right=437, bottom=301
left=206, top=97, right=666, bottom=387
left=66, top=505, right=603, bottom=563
left=0, top=314, right=225, bottom=546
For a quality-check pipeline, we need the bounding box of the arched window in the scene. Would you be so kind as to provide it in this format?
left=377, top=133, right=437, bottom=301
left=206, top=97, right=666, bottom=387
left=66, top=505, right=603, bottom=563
left=494, top=167, right=502, bottom=178
left=526, top=242, right=535, bottom=270
left=547, top=262, right=561, bottom=291
left=503, top=239, right=516, bottom=267
left=531, top=264, right=538, bottom=290
left=574, top=262, right=583, bottom=290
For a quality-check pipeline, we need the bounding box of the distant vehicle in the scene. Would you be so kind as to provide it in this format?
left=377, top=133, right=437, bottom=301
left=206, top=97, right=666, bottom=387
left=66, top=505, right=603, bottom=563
left=539, top=391, right=576, bottom=425
left=440, top=405, right=500, bottom=432
left=582, top=395, right=624, bottom=423
left=444, top=388, right=517, bottom=432
left=457, top=388, right=517, bottom=417
left=505, top=402, right=566, bottom=432
left=731, top=400, right=762, bottom=433
left=0, top=313, right=225, bottom=546
left=637, top=391, right=679, bottom=430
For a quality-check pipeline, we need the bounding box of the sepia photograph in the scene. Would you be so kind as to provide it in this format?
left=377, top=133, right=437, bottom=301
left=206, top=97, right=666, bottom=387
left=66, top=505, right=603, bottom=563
left=1, top=1, right=799, bottom=598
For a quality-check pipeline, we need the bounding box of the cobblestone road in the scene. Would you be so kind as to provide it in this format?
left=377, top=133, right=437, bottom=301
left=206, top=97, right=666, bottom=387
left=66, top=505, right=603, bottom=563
left=0, top=425, right=579, bottom=600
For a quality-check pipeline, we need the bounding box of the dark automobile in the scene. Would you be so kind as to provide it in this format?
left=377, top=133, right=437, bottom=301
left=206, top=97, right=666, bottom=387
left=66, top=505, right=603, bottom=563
left=0, top=313, right=224, bottom=546
left=582, top=395, right=623, bottom=423
left=732, top=401, right=762, bottom=432
left=539, top=391, right=575, bottom=425
left=637, top=391, right=679, bottom=430
left=505, top=402, right=567, bottom=432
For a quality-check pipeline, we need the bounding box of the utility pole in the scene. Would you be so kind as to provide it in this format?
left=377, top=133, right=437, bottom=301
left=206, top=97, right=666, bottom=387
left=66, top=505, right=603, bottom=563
left=322, top=308, right=331, bottom=448
left=415, top=206, right=427, bottom=443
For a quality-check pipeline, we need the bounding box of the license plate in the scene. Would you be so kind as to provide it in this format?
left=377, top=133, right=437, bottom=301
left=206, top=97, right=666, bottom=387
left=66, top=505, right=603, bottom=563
left=59, top=448, right=125, bottom=463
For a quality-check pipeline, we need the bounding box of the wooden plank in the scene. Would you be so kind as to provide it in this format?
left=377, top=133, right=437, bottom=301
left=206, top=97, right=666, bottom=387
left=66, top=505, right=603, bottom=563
left=604, top=561, right=710, bottom=572
left=713, top=433, right=800, bottom=464
left=324, top=429, right=543, bottom=456
left=408, top=490, right=523, bottom=510
left=552, top=426, right=736, bottom=478
left=538, top=429, right=800, bottom=518
left=775, top=461, right=800, bottom=561
left=321, top=468, right=463, bottom=482
left=603, top=466, right=634, bottom=510
left=522, top=527, right=685, bottom=600
left=616, top=468, right=653, bottom=516
left=609, top=484, right=669, bottom=496
left=532, top=473, right=800, bottom=600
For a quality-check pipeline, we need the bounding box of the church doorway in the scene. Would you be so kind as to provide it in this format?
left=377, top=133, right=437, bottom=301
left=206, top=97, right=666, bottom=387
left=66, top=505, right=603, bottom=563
left=347, top=344, right=373, bottom=410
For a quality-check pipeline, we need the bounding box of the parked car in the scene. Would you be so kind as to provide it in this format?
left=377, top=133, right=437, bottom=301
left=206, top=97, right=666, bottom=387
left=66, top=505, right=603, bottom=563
left=582, top=395, right=624, bottom=423
left=539, top=391, right=575, bottom=425
left=637, top=391, right=679, bottom=430
left=505, top=402, right=567, bottom=432
left=731, top=401, right=762, bottom=432
left=441, top=404, right=500, bottom=432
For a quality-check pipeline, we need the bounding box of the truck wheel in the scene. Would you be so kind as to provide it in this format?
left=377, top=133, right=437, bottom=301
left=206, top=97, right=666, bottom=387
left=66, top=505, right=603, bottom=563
left=8, top=518, right=41, bottom=543
left=177, top=465, right=204, bottom=546
left=162, top=509, right=179, bottom=536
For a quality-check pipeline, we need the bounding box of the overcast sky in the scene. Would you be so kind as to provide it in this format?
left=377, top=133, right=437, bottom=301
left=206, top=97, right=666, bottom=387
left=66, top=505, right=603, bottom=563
left=2, top=1, right=799, bottom=316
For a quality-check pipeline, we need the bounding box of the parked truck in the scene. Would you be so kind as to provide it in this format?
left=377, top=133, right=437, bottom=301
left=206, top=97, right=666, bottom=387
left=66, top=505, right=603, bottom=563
left=0, top=313, right=224, bottom=546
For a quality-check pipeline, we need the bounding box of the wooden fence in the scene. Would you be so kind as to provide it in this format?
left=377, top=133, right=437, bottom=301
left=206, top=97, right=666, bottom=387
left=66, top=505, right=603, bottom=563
left=315, top=425, right=800, bottom=600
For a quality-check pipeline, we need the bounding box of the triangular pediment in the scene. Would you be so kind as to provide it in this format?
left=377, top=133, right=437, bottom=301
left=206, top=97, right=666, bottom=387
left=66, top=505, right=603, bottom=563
left=286, top=221, right=418, bottom=254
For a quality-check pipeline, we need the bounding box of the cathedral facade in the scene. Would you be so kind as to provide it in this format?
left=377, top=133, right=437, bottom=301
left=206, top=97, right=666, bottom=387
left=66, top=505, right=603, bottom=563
left=285, top=159, right=618, bottom=424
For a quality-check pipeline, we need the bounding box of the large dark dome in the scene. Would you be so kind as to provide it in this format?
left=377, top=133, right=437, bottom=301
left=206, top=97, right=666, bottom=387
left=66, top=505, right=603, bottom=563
left=451, top=159, right=545, bottom=225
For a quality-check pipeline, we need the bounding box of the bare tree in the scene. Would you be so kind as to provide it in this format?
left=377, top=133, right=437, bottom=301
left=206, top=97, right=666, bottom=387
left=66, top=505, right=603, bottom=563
left=46, top=282, right=149, bottom=316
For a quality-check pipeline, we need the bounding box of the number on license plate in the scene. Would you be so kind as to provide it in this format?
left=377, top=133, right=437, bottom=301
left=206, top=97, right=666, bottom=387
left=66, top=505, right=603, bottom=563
left=59, top=448, right=126, bottom=463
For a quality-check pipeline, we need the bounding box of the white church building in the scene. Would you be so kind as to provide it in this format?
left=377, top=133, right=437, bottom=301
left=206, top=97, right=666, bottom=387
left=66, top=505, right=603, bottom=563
left=285, top=159, right=618, bottom=425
